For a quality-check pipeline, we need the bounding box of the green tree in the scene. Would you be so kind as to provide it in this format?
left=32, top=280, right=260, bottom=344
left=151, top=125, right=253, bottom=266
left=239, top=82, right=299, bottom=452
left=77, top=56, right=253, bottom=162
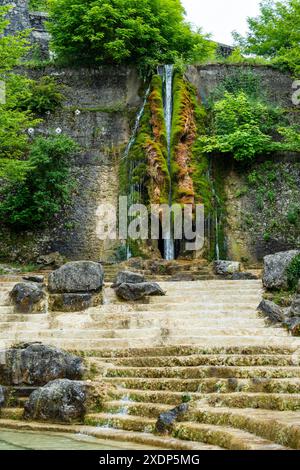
left=0, top=6, right=40, bottom=180
left=47, top=0, right=215, bottom=71
left=0, top=136, right=78, bottom=228
left=234, top=0, right=300, bottom=75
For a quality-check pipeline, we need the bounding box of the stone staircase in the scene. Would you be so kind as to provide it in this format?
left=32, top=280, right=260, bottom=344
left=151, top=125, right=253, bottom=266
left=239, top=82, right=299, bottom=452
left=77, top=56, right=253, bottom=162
left=1, top=274, right=300, bottom=449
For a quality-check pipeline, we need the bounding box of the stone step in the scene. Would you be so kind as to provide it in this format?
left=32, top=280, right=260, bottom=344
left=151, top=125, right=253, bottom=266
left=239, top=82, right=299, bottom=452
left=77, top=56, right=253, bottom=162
left=80, top=345, right=300, bottom=358
left=190, top=406, right=300, bottom=449
left=0, top=313, right=48, bottom=322
left=103, top=377, right=300, bottom=393
left=108, top=388, right=300, bottom=409
left=103, top=354, right=299, bottom=368
left=85, top=412, right=287, bottom=450
left=0, top=418, right=222, bottom=450
left=1, top=335, right=297, bottom=352
left=0, top=408, right=24, bottom=420
left=105, top=365, right=300, bottom=379
left=0, top=327, right=289, bottom=341
left=55, top=318, right=268, bottom=330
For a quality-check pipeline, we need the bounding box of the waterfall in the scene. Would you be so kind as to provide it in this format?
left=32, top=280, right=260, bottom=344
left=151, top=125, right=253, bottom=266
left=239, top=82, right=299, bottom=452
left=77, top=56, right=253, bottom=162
left=123, top=86, right=150, bottom=260
left=215, top=213, right=220, bottom=261
left=162, top=65, right=175, bottom=260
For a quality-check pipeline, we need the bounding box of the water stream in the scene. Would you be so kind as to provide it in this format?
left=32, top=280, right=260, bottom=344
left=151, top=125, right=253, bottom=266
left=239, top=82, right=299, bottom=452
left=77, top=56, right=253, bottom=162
left=0, top=428, right=155, bottom=450
left=162, top=65, right=175, bottom=260
left=124, top=86, right=150, bottom=260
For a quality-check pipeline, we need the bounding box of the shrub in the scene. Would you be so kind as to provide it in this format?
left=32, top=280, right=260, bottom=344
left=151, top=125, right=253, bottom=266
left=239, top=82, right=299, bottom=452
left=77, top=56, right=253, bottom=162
left=20, top=76, right=65, bottom=115
left=0, top=135, right=78, bottom=228
left=287, top=254, right=300, bottom=290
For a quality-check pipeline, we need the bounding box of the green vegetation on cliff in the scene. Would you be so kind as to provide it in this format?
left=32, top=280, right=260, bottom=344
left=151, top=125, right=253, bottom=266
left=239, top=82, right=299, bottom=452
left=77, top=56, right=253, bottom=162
left=199, top=91, right=299, bottom=161
left=47, top=0, right=215, bottom=72
left=0, top=8, right=78, bottom=230
left=234, top=0, right=300, bottom=75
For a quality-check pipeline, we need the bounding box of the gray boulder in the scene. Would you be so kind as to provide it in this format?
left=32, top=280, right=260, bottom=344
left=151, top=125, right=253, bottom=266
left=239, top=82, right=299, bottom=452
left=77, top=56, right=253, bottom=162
left=214, top=260, right=241, bottom=275
left=156, top=403, right=189, bottom=434
left=288, top=296, right=300, bottom=318
left=23, top=275, right=45, bottom=284
left=48, top=261, right=104, bottom=293
left=262, top=250, right=299, bottom=290
left=0, top=343, right=84, bottom=386
left=36, top=252, right=65, bottom=269
left=115, top=282, right=166, bottom=301
left=231, top=272, right=258, bottom=280
left=10, top=282, right=46, bottom=314
left=23, top=379, right=112, bottom=423
left=285, top=317, right=300, bottom=336
left=112, top=270, right=145, bottom=288
left=257, top=299, right=285, bottom=323
left=49, top=292, right=102, bottom=312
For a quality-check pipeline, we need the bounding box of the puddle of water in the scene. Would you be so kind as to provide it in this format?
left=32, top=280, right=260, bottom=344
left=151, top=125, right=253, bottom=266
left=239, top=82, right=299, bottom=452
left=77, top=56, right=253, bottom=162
left=0, top=428, right=155, bottom=450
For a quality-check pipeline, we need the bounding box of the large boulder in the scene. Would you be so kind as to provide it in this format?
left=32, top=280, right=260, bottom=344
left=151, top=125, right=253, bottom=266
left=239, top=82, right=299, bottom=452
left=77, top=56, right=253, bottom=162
left=262, top=250, right=299, bottom=290
left=285, top=317, right=300, bottom=337
left=10, top=282, right=46, bottom=314
left=214, top=260, right=241, bottom=276
left=115, top=282, right=166, bottom=301
left=112, top=270, right=145, bottom=288
left=288, top=296, right=300, bottom=318
left=48, top=292, right=102, bottom=312
left=36, top=252, right=65, bottom=269
left=48, top=261, right=104, bottom=293
left=257, top=299, right=285, bottom=323
left=0, top=343, right=84, bottom=386
left=23, top=379, right=111, bottom=423
left=156, top=403, right=189, bottom=434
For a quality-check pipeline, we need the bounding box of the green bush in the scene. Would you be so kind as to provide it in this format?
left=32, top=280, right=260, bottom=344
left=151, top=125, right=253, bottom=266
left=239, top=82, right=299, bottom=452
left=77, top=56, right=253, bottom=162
left=199, top=91, right=299, bottom=161
left=287, top=254, right=300, bottom=290
left=47, top=0, right=215, bottom=72
left=20, top=76, right=65, bottom=115
left=0, top=135, right=78, bottom=229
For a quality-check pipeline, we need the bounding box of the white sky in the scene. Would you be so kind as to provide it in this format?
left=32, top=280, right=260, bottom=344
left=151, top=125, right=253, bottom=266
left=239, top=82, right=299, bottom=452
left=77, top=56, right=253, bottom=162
left=181, top=0, right=262, bottom=45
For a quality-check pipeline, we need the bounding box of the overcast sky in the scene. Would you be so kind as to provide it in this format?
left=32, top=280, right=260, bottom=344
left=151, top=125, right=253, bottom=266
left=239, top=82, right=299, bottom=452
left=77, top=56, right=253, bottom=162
left=181, top=0, right=262, bottom=45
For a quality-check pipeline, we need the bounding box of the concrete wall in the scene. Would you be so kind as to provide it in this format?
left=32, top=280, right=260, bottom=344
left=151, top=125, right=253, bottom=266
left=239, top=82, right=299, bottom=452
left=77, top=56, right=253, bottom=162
left=0, top=66, right=142, bottom=263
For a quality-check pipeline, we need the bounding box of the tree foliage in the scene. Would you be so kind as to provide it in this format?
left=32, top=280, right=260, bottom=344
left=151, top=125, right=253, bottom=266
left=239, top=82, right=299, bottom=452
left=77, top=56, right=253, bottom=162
left=234, top=0, right=300, bottom=75
left=199, top=91, right=299, bottom=161
left=47, top=0, right=215, bottom=71
left=0, top=136, right=78, bottom=228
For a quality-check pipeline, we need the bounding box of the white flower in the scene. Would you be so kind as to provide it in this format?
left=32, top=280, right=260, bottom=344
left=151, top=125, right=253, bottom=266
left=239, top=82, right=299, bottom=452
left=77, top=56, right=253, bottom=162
left=28, top=128, right=35, bottom=135
left=75, top=109, right=81, bottom=116
left=55, top=127, right=62, bottom=134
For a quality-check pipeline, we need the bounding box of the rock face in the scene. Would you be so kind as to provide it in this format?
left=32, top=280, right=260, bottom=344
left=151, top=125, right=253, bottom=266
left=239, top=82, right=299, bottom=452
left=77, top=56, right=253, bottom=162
left=262, top=250, right=299, bottom=290
left=48, top=261, right=104, bottom=293
left=0, top=343, right=84, bottom=386
left=257, top=299, right=285, bottom=323
left=10, top=282, right=46, bottom=314
left=112, top=271, right=145, bottom=287
left=23, top=379, right=110, bottom=423
left=115, top=282, right=165, bottom=301
left=214, top=261, right=241, bottom=276
left=156, top=403, right=189, bottom=434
